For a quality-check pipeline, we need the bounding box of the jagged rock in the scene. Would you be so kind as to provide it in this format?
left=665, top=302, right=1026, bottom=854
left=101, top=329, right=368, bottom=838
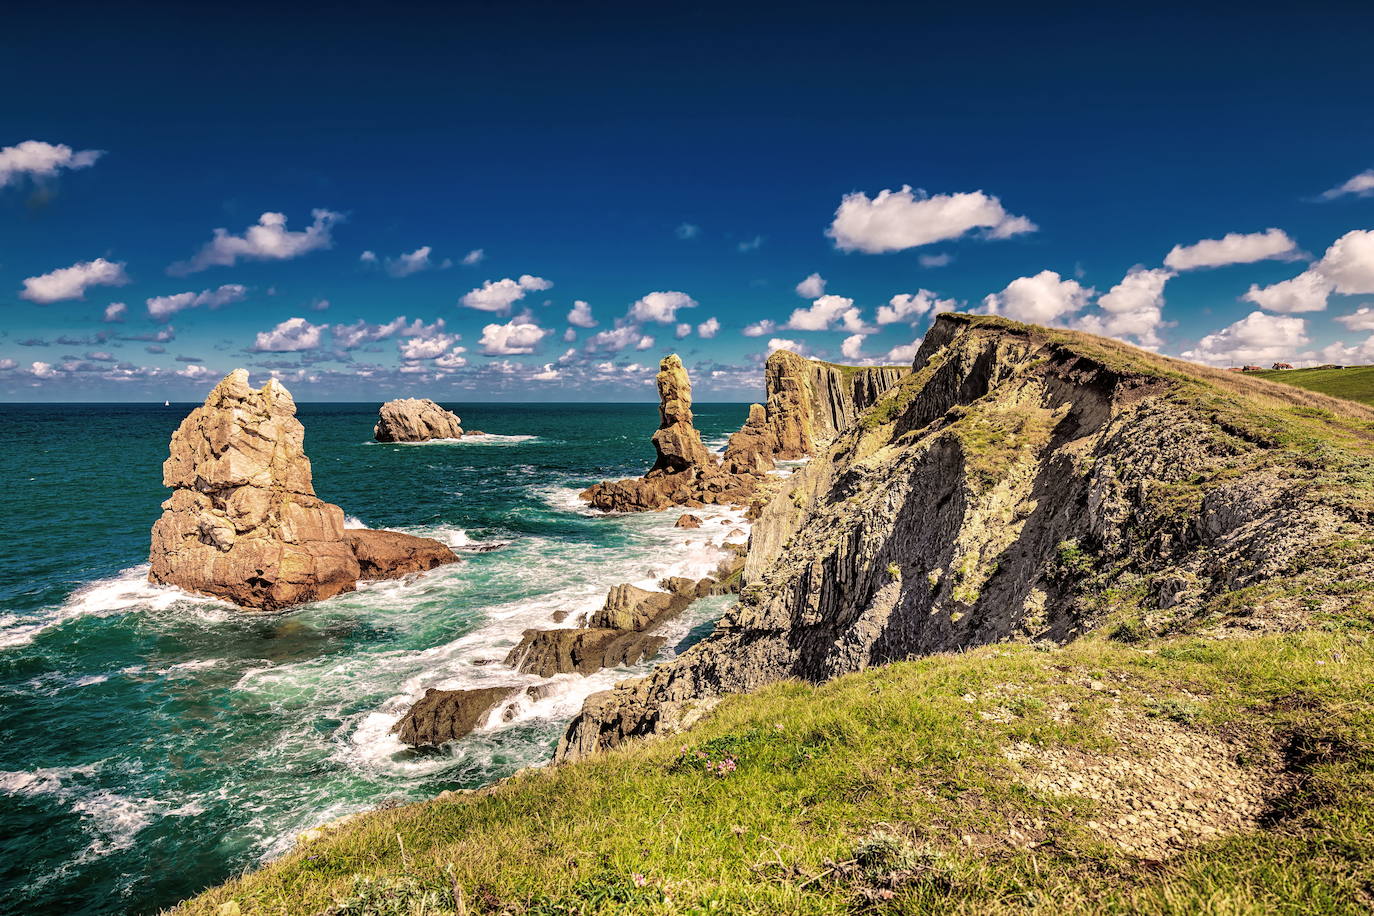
left=556, top=314, right=1374, bottom=761
left=344, top=529, right=459, bottom=580
left=503, top=628, right=666, bottom=677
left=764, top=350, right=905, bottom=458
left=675, top=514, right=703, bottom=528
left=722, top=403, right=778, bottom=475
left=588, top=583, right=692, bottom=630
left=391, top=686, right=517, bottom=747
left=148, top=370, right=460, bottom=610
left=466, top=429, right=486, bottom=436
left=650, top=355, right=717, bottom=473
left=374, top=398, right=463, bottom=442
left=149, top=370, right=363, bottom=610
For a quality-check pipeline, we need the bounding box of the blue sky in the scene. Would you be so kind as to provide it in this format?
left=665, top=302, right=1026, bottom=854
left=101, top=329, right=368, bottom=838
left=2, top=1, right=1373, bottom=401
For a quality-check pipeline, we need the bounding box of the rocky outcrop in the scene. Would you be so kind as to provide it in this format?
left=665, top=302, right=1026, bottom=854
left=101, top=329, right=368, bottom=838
left=391, top=686, right=518, bottom=747
left=587, top=583, right=694, bottom=631
left=149, top=370, right=459, bottom=610
left=581, top=355, right=766, bottom=512
left=374, top=398, right=463, bottom=442
left=504, top=628, right=667, bottom=678
left=344, top=529, right=460, bottom=581
left=556, top=314, right=1374, bottom=760
left=721, top=403, right=778, bottom=475
left=764, top=350, right=905, bottom=458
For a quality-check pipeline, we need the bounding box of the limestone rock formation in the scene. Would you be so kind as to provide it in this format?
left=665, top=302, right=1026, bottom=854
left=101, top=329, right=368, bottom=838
left=374, top=398, right=464, bottom=442
left=391, top=686, right=517, bottom=747
left=764, top=350, right=905, bottom=458
left=721, top=403, right=778, bottom=475
left=556, top=314, right=1374, bottom=760
left=149, top=370, right=459, bottom=610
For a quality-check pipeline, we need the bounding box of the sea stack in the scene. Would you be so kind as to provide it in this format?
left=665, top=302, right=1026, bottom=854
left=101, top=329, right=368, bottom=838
left=149, top=370, right=459, bottom=610
left=374, top=398, right=464, bottom=442
left=764, top=349, right=905, bottom=458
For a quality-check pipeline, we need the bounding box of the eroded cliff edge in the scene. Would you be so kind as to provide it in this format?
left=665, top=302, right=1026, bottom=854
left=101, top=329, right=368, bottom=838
left=557, top=313, right=1374, bottom=760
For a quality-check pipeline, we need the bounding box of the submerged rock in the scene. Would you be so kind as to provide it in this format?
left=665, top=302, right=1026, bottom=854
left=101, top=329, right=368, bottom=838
left=149, top=370, right=459, bottom=610
left=374, top=398, right=464, bottom=442
left=391, top=686, right=518, bottom=747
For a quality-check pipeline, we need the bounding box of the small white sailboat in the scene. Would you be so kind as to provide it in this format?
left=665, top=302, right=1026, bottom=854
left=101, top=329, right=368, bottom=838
left=164, top=400, right=170, bottom=407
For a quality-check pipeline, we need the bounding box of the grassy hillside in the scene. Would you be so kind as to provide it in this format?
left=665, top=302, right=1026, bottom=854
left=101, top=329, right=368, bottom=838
left=1250, top=365, right=1374, bottom=406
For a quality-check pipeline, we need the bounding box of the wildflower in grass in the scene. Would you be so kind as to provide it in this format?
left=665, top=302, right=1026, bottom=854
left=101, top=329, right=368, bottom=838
left=632, top=873, right=648, bottom=888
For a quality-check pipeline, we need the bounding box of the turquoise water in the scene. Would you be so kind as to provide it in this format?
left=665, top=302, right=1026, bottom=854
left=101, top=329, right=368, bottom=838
left=0, top=401, right=752, bottom=915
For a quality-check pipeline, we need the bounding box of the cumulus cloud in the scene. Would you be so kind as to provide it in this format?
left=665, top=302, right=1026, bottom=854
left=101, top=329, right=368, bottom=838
left=784, top=294, right=871, bottom=333
left=103, top=302, right=127, bottom=323
left=399, top=333, right=460, bottom=360
left=0, top=140, right=102, bottom=188
left=20, top=258, right=129, bottom=303
left=462, top=248, right=485, bottom=265
left=333, top=316, right=445, bottom=349
left=531, top=363, right=561, bottom=380
left=567, top=300, right=597, bottom=328
left=628, top=290, right=698, bottom=323
left=479, top=313, right=552, bottom=355
left=1242, top=230, right=1374, bottom=313
left=674, top=323, right=692, bottom=339
left=1322, top=169, right=1374, bottom=200
left=742, top=319, right=776, bottom=337
left=885, top=341, right=922, bottom=363
left=460, top=275, right=552, bottom=312
left=1181, top=312, right=1308, bottom=366
left=31, top=361, right=60, bottom=379
left=359, top=250, right=378, bottom=263
left=435, top=348, right=469, bottom=368
left=1075, top=266, right=1173, bottom=348
left=384, top=246, right=439, bottom=277
left=795, top=273, right=826, bottom=298
left=676, top=223, right=700, bottom=240
left=981, top=270, right=1093, bottom=325
left=697, top=317, right=720, bottom=338
left=171, top=209, right=342, bottom=275
left=585, top=323, right=654, bottom=354
left=841, top=334, right=866, bottom=360
left=146, top=283, right=248, bottom=320
left=827, top=186, right=1035, bottom=254
left=1335, top=306, right=1374, bottom=331
left=0, top=358, right=16, bottom=370
left=1163, top=228, right=1299, bottom=271
left=253, top=317, right=326, bottom=352
left=877, top=289, right=957, bottom=325
left=767, top=338, right=805, bottom=355
left=176, top=363, right=216, bottom=380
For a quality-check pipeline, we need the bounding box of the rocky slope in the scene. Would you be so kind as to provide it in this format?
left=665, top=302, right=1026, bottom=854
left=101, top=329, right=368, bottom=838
left=149, top=370, right=459, bottom=610
left=764, top=350, right=905, bottom=458
left=374, top=398, right=464, bottom=442
left=557, top=313, right=1374, bottom=759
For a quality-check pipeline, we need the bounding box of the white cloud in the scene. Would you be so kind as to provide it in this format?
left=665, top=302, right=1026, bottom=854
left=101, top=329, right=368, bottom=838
left=981, top=270, right=1093, bottom=325
left=385, top=246, right=436, bottom=277
left=360, top=250, right=378, bottom=263
left=479, top=313, right=551, bottom=355
left=31, top=361, right=60, bottom=379
left=767, top=338, right=805, bottom=355
left=742, top=319, right=776, bottom=337
left=531, top=363, right=561, bottom=380
left=885, top=341, right=922, bottom=362
left=877, top=289, right=957, bottom=325
left=1335, top=306, right=1374, bottom=331
left=1180, top=312, right=1308, bottom=366
left=0, top=140, right=102, bottom=188
left=841, top=334, right=865, bottom=360
left=20, top=258, right=129, bottom=303
left=171, top=209, right=342, bottom=275
left=827, top=185, right=1035, bottom=253
left=567, top=300, right=597, bottom=328
left=253, top=317, right=326, bottom=352
left=919, top=252, right=953, bottom=268
left=676, top=223, right=700, bottom=240
left=460, top=275, right=552, bottom=312
left=103, top=302, right=127, bottom=323
left=784, top=294, right=871, bottom=333
left=1075, top=266, right=1173, bottom=347
left=435, top=348, right=469, bottom=368
left=675, top=323, right=692, bottom=339
left=399, top=333, right=459, bottom=360
left=585, top=324, right=648, bottom=353
left=563, top=327, right=576, bottom=342
left=738, top=235, right=763, bottom=252
left=0, top=358, right=16, bottom=370
left=697, top=316, right=720, bottom=338
left=795, top=272, right=826, bottom=298
left=146, top=283, right=248, bottom=319
left=628, top=290, right=697, bottom=323
left=333, top=316, right=445, bottom=349
left=176, top=363, right=215, bottom=380
left=462, top=248, right=485, bottom=265
left=1163, top=228, right=1299, bottom=271
left=1322, top=169, right=1374, bottom=200
left=1242, top=230, right=1374, bottom=314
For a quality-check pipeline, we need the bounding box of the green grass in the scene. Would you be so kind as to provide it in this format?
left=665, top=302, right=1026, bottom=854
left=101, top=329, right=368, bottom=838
left=176, top=628, right=1374, bottom=915
left=1250, top=366, right=1374, bottom=407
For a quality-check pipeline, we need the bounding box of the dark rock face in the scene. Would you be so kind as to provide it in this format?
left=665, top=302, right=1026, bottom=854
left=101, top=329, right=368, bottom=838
left=374, top=398, right=463, bottom=442
left=391, top=686, right=517, bottom=746
left=503, top=628, right=667, bottom=678
left=344, top=529, right=459, bottom=580
left=555, top=314, right=1370, bottom=761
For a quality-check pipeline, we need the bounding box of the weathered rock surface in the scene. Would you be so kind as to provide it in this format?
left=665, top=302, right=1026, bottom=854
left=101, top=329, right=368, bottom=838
left=587, top=583, right=694, bottom=631
left=556, top=314, right=1374, bottom=760
left=675, top=514, right=702, bottom=529
left=344, top=529, right=459, bottom=580
left=149, top=370, right=459, bottom=610
left=391, top=686, right=516, bottom=747
left=504, top=628, right=667, bottom=677
left=764, top=350, right=905, bottom=458
left=721, top=403, right=778, bottom=475
left=374, top=398, right=464, bottom=442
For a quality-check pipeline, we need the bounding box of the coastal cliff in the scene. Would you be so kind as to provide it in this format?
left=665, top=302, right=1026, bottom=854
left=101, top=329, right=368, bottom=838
left=765, top=350, right=905, bottom=458
left=557, top=313, right=1374, bottom=759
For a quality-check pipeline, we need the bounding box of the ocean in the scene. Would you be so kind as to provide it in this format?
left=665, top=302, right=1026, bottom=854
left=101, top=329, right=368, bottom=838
left=0, top=401, right=753, bottom=915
